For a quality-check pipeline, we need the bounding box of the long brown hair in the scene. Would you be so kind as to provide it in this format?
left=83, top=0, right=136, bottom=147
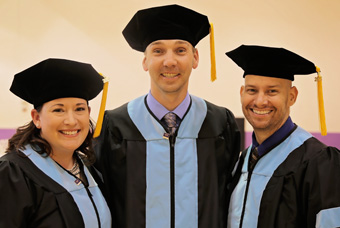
left=6, top=106, right=96, bottom=165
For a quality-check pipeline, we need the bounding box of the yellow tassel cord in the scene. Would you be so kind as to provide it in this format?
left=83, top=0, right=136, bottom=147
left=209, top=23, right=216, bottom=82
left=93, top=74, right=109, bottom=138
left=315, top=66, right=327, bottom=136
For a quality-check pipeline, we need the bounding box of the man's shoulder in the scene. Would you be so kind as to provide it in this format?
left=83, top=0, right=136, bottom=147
left=102, top=100, right=142, bottom=135
left=201, top=99, right=235, bottom=119
left=105, top=95, right=146, bottom=117
left=105, top=102, right=129, bottom=117
left=194, top=98, right=238, bottom=137
left=205, top=100, right=228, bottom=110
left=302, top=136, right=340, bottom=160
left=275, top=135, right=339, bottom=175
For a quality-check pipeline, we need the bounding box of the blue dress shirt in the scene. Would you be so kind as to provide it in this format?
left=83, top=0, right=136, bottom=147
left=252, top=116, right=296, bottom=157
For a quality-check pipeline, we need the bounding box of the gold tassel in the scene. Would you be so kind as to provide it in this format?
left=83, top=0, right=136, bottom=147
left=315, top=66, right=327, bottom=136
left=93, top=74, right=109, bottom=138
left=210, top=23, right=216, bottom=82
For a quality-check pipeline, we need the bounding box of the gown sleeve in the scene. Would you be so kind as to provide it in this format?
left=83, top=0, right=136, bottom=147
left=1, top=152, right=87, bottom=228
left=225, top=108, right=241, bottom=170
left=258, top=139, right=340, bottom=228
left=302, top=146, right=340, bottom=228
left=0, top=159, right=35, bottom=227
left=224, top=108, right=241, bottom=213
left=94, top=110, right=111, bottom=174
left=93, top=110, right=124, bottom=216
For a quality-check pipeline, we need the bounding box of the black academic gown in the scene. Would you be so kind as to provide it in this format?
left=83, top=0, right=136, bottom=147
left=94, top=95, right=240, bottom=228
left=258, top=137, right=340, bottom=227
left=0, top=151, right=85, bottom=228
left=0, top=149, right=111, bottom=228
left=228, top=126, right=340, bottom=228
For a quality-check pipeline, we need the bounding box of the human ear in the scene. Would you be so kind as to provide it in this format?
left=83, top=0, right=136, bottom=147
left=289, top=86, right=298, bottom=106
left=192, top=48, right=199, bottom=69
left=142, top=56, right=148, bottom=71
left=240, top=85, right=245, bottom=95
left=31, top=109, right=41, bottom=129
left=240, top=85, right=245, bottom=102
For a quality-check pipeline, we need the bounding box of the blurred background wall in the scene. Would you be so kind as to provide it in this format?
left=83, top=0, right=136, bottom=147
left=1, top=0, right=339, bottom=155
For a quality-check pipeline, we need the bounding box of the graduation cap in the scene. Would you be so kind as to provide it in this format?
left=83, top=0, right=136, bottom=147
left=226, top=45, right=327, bottom=136
left=10, top=58, right=109, bottom=138
left=122, top=4, right=217, bottom=81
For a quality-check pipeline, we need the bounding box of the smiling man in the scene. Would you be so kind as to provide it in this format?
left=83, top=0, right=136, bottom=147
left=226, top=45, right=340, bottom=228
left=94, top=4, right=240, bottom=228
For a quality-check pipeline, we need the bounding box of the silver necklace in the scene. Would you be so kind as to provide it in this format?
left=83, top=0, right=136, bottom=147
left=67, top=160, right=80, bottom=176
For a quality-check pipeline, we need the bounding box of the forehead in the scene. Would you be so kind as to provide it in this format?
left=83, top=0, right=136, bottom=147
left=147, top=39, right=192, bottom=48
left=245, top=75, right=290, bottom=87
left=43, top=97, right=88, bottom=107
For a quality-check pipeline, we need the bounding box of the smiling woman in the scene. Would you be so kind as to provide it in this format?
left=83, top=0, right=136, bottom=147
left=31, top=98, right=92, bottom=165
left=0, top=59, right=111, bottom=228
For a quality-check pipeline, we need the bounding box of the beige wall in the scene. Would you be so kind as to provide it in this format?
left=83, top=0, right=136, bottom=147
left=1, top=0, right=339, bottom=133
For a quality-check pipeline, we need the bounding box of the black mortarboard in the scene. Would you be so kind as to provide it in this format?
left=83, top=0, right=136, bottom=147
left=225, top=45, right=317, bottom=81
left=226, top=44, right=327, bottom=136
left=10, top=58, right=109, bottom=138
left=10, top=58, right=104, bottom=108
left=123, top=4, right=210, bottom=52
left=123, top=4, right=217, bottom=81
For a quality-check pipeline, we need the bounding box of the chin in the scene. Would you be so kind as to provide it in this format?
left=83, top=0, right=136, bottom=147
left=249, top=120, right=270, bottom=130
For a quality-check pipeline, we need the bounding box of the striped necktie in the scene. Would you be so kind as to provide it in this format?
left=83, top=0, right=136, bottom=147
left=248, top=147, right=259, bottom=170
left=163, top=112, right=178, bottom=135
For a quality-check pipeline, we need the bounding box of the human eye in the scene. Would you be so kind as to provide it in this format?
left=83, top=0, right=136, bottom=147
left=152, top=48, right=163, bottom=54
left=268, top=89, right=278, bottom=95
left=75, top=105, right=87, bottom=112
left=76, top=107, right=86, bottom=112
left=77, top=107, right=87, bottom=112
left=246, top=88, right=257, bottom=94
left=52, top=108, right=64, bottom=113
left=176, top=47, right=187, bottom=54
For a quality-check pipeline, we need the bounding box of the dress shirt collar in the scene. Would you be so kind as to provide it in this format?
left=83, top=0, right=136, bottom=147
left=252, top=116, right=296, bottom=156
left=146, top=91, right=191, bottom=120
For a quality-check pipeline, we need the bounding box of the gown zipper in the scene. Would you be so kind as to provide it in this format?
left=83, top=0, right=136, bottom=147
left=170, top=134, right=176, bottom=228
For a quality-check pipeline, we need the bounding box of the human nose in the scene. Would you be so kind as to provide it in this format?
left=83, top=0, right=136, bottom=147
left=64, top=111, right=77, bottom=125
left=254, top=92, right=268, bottom=107
left=163, top=51, right=177, bottom=67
